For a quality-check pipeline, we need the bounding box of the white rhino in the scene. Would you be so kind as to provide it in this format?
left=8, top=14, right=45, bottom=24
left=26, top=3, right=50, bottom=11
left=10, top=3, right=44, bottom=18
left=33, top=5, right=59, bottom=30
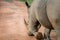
left=25, top=0, right=60, bottom=40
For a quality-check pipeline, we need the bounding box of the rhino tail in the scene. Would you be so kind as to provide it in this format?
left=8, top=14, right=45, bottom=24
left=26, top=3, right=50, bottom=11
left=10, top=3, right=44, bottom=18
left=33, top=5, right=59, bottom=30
left=25, top=0, right=30, bottom=8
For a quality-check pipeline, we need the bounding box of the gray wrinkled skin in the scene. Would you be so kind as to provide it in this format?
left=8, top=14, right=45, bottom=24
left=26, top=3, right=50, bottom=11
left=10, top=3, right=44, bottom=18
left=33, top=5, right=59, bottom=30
left=26, top=0, right=60, bottom=40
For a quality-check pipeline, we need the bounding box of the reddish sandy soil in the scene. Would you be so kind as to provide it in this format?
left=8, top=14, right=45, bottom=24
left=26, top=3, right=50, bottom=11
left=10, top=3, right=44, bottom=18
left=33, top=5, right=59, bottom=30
left=0, top=1, right=57, bottom=40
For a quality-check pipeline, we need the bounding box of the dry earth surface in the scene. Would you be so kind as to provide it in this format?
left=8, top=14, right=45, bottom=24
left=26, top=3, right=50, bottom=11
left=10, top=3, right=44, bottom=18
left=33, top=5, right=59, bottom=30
left=0, top=1, right=57, bottom=40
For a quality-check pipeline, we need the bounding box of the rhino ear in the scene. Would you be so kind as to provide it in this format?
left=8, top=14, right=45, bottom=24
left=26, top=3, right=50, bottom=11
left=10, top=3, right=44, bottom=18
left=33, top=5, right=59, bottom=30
left=25, top=1, right=30, bottom=8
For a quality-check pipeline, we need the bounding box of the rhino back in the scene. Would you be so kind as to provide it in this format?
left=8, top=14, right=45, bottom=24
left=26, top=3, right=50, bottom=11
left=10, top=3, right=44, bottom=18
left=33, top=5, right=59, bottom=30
left=47, top=0, right=60, bottom=27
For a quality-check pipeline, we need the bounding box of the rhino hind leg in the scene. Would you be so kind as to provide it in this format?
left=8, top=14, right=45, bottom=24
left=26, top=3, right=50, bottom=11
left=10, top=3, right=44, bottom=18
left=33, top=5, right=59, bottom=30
left=44, top=28, right=51, bottom=40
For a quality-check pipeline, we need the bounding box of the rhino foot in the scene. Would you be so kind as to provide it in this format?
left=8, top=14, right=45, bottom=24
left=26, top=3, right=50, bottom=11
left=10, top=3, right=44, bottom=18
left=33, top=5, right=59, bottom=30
left=28, top=31, right=34, bottom=36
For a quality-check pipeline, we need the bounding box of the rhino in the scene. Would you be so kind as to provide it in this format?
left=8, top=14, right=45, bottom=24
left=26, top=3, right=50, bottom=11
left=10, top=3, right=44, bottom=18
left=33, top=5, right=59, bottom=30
left=25, top=0, right=60, bottom=40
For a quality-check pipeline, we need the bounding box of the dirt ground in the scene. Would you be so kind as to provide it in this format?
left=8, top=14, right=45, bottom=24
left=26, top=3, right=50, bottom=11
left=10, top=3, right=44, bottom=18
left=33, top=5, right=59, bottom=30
left=0, top=1, right=57, bottom=40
